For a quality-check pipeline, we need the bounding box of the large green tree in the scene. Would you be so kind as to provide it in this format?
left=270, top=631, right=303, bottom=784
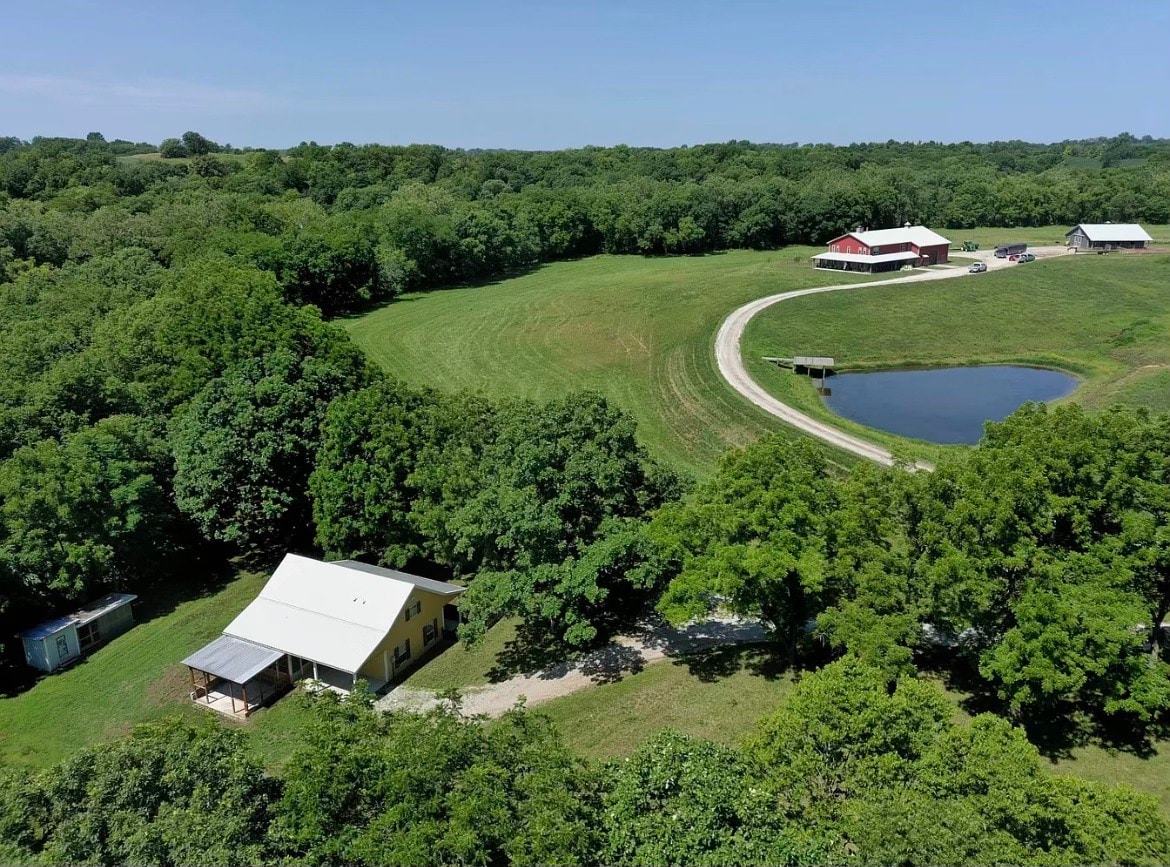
left=0, top=719, right=275, bottom=867
left=0, top=415, right=179, bottom=611
left=171, top=347, right=367, bottom=553
left=270, top=694, right=601, bottom=866
left=652, top=437, right=840, bottom=665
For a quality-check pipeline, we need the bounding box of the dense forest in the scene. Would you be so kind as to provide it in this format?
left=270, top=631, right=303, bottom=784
left=4, top=664, right=1169, bottom=867
left=2, top=131, right=1170, bottom=864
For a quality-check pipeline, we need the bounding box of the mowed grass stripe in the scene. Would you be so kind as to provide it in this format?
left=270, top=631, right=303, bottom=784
left=346, top=250, right=872, bottom=478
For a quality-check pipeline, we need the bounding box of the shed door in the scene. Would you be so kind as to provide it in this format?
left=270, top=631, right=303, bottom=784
left=54, top=633, right=76, bottom=666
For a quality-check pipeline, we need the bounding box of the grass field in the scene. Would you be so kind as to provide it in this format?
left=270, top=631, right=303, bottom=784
left=345, top=249, right=874, bottom=479
left=742, top=253, right=1170, bottom=460
left=347, top=231, right=1170, bottom=476
left=538, top=645, right=793, bottom=757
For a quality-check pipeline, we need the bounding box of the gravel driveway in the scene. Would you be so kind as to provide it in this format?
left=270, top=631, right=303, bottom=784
left=376, top=614, right=770, bottom=717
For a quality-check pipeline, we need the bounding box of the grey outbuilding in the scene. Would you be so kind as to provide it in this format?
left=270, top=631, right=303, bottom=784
left=1065, top=223, right=1153, bottom=250
left=21, top=593, right=138, bottom=673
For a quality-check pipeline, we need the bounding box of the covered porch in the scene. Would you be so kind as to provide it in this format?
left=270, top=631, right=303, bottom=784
left=812, top=250, right=919, bottom=273
left=183, top=635, right=298, bottom=719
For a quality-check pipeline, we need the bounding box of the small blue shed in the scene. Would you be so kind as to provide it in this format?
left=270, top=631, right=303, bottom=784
left=20, top=593, right=138, bottom=673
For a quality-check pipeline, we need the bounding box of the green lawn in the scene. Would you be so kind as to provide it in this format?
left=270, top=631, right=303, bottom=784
left=742, top=253, right=1170, bottom=462
left=401, top=619, right=520, bottom=690
left=534, top=656, right=1170, bottom=820
left=0, top=570, right=311, bottom=771
left=1047, top=741, right=1170, bottom=821
left=536, top=645, right=794, bottom=758
left=345, top=249, right=874, bottom=479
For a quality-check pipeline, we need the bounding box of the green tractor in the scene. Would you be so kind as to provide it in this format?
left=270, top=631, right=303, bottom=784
left=960, top=241, right=979, bottom=252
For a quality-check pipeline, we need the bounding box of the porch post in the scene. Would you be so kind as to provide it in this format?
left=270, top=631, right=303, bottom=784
left=242, top=682, right=249, bottom=717
left=229, top=682, right=236, bottom=714
left=383, top=649, right=390, bottom=682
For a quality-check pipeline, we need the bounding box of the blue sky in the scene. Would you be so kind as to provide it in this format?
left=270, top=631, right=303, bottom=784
left=2, top=0, right=1167, bottom=149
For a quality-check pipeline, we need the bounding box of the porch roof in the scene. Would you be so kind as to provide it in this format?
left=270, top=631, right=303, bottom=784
left=813, top=250, right=920, bottom=264
left=182, top=635, right=283, bottom=684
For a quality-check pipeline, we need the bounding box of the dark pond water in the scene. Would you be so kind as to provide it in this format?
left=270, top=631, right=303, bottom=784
left=821, top=365, right=1078, bottom=445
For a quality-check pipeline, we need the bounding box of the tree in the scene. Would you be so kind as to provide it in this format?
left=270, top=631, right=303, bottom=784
left=270, top=694, right=601, bottom=866
left=180, top=131, right=219, bottom=156
left=458, top=517, right=670, bottom=648
left=746, top=661, right=1170, bottom=866
left=309, top=378, right=445, bottom=565
left=0, top=415, right=180, bottom=611
left=171, top=348, right=367, bottom=553
left=910, top=404, right=1170, bottom=724
left=158, top=138, right=187, bottom=159
left=603, top=731, right=827, bottom=866
left=653, top=437, right=839, bottom=665
left=413, top=391, right=681, bottom=577
left=0, top=719, right=275, bottom=866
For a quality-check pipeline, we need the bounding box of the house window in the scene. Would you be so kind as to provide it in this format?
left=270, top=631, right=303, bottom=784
left=423, top=619, right=438, bottom=646
left=394, top=639, right=411, bottom=664
left=77, top=622, right=100, bottom=651
left=55, top=635, right=70, bottom=659
left=405, top=599, right=421, bottom=621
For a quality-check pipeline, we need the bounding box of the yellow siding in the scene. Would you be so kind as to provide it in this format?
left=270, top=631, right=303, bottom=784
left=357, top=588, right=452, bottom=682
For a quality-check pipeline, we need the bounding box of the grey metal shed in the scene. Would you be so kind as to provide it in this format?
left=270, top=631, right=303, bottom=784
left=21, top=593, right=138, bottom=673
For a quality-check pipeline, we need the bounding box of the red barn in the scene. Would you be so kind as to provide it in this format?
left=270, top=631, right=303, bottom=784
left=813, top=224, right=951, bottom=273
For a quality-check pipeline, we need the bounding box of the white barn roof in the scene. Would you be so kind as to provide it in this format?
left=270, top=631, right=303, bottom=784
left=843, top=225, right=951, bottom=248
left=222, top=554, right=463, bottom=674
left=1067, top=223, right=1152, bottom=242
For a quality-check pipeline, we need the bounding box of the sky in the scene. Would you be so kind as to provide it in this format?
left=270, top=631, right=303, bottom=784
left=2, top=0, right=1168, bottom=150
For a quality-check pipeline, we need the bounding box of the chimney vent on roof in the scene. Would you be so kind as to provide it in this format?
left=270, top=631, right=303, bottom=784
left=904, top=221, right=912, bottom=229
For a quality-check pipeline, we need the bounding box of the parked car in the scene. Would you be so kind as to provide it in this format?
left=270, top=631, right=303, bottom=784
left=968, top=261, right=987, bottom=273
left=1008, top=253, right=1020, bottom=261
left=1016, top=253, right=1036, bottom=263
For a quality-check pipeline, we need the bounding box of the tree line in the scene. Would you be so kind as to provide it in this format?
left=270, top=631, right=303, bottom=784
left=2, top=133, right=1168, bottom=315
left=3, top=659, right=1168, bottom=867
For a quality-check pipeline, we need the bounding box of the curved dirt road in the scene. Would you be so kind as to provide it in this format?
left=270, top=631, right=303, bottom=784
left=714, top=248, right=1062, bottom=468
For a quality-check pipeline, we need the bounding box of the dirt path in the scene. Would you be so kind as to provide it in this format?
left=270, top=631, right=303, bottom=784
left=376, top=615, right=769, bottom=717
left=714, top=247, right=1067, bottom=468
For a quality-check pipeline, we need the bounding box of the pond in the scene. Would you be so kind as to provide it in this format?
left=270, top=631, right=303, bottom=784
left=821, top=365, right=1079, bottom=445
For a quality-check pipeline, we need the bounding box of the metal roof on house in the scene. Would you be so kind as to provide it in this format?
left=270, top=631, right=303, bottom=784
left=20, top=593, right=138, bottom=641
left=1066, top=223, right=1152, bottom=242
left=813, top=250, right=920, bottom=264
left=182, top=635, right=283, bottom=684
left=221, top=554, right=459, bottom=675
left=335, top=560, right=464, bottom=596
left=835, top=225, right=952, bottom=248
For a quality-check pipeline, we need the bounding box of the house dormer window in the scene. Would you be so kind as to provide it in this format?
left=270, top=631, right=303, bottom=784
left=405, top=599, right=421, bottom=621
